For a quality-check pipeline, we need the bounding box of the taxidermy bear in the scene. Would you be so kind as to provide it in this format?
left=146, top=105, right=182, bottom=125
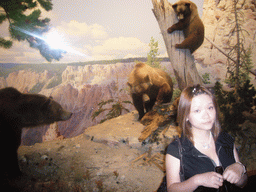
left=0, top=87, right=72, bottom=180
left=167, top=0, right=204, bottom=53
left=127, top=63, right=173, bottom=120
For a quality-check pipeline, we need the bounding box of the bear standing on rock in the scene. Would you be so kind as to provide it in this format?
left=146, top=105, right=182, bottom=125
left=127, top=63, right=173, bottom=120
left=167, top=0, right=204, bottom=53
left=0, top=87, right=72, bottom=181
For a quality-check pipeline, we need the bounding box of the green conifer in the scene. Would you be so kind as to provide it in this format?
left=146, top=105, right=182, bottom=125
left=0, top=0, right=65, bottom=62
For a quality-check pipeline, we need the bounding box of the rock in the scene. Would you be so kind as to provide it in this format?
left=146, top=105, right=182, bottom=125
left=4, top=69, right=54, bottom=92
left=0, top=77, right=7, bottom=88
left=20, top=155, right=27, bottom=163
left=194, top=0, right=256, bottom=85
left=84, top=111, right=145, bottom=148
left=165, top=125, right=180, bottom=139
left=41, top=155, right=49, bottom=160
left=42, top=122, right=63, bottom=142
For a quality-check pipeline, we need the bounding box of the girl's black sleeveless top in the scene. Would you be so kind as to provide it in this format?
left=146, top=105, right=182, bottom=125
left=166, top=132, right=236, bottom=180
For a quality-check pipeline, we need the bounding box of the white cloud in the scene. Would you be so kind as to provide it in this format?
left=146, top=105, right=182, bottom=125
left=0, top=41, right=45, bottom=63
left=56, top=20, right=108, bottom=40
left=89, top=54, right=116, bottom=61
left=1, top=19, right=151, bottom=63
left=0, top=21, right=10, bottom=37
left=92, top=37, right=149, bottom=59
left=43, top=20, right=110, bottom=60
left=123, top=53, right=143, bottom=59
left=90, top=24, right=108, bottom=39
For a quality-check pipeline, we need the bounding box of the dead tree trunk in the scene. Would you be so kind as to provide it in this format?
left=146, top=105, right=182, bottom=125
left=152, top=0, right=202, bottom=90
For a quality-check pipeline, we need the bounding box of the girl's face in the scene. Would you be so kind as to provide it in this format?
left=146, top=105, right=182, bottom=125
left=188, top=94, right=216, bottom=131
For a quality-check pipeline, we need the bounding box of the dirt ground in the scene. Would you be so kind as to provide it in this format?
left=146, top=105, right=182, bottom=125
left=16, top=134, right=165, bottom=192
left=11, top=111, right=176, bottom=192
left=6, top=110, right=256, bottom=191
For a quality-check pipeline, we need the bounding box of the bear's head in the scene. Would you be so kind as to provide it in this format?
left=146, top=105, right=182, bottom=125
left=172, top=0, right=197, bottom=20
left=42, top=97, right=73, bottom=122
left=0, top=87, right=73, bottom=128
left=17, top=94, right=73, bottom=127
left=156, top=82, right=173, bottom=104
left=127, top=75, right=153, bottom=95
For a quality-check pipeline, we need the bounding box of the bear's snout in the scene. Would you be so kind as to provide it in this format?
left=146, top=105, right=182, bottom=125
left=177, top=13, right=184, bottom=20
left=61, top=110, right=73, bottom=120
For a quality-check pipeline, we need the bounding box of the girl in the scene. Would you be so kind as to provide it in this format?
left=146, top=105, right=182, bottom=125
left=166, top=85, right=247, bottom=191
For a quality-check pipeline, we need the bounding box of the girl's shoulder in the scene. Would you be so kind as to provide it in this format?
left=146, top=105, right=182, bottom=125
left=166, top=136, right=183, bottom=159
left=217, top=132, right=235, bottom=148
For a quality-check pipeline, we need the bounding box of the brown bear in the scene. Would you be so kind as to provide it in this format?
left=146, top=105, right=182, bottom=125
left=167, top=0, right=204, bottom=53
left=0, top=87, right=72, bottom=181
left=127, top=63, right=173, bottom=120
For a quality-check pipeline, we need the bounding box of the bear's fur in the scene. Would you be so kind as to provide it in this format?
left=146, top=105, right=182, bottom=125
left=0, top=87, right=72, bottom=180
left=127, top=63, right=173, bottom=120
left=167, top=0, right=204, bottom=53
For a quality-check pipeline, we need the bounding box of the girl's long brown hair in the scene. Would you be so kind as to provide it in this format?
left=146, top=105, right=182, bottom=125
left=177, top=85, right=221, bottom=143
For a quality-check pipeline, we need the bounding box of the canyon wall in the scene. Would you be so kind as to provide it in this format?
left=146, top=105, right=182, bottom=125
left=194, top=0, right=256, bottom=84
left=0, top=62, right=173, bottom=145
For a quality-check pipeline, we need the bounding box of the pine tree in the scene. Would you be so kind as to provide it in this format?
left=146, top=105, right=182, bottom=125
left=0, top=0, right=65, bottom=62
left=146, top=37, right=161, bottom=68
left=225, top=0, right=252, bottom=91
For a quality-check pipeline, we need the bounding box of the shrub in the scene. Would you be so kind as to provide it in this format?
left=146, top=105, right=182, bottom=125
left=214, top=80, right=256, bottom=135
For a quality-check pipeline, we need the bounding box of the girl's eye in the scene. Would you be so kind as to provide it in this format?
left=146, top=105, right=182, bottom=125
left=194, top=109, right=200, bottom=113
left=209, top=106, right=214, bottom=110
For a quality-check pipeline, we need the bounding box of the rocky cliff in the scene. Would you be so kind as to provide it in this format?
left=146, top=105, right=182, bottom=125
left=194, top=0, right=256, bottom=84
left=0, top=69, right=55, bottom=93
left=30, top=63, right=136, bottom=145
left=0, top=61, right=173, bottom=145
left=61, top=63, right=134, bottom=87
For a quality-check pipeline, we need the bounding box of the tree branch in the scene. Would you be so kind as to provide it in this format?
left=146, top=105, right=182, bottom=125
left=152, top=0, right=202, bottom=90
left=204, top=36, right=256, bottom=76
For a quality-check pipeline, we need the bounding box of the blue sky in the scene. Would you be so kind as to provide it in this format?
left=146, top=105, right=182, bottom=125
left=0, top=0, right=204, bottom=63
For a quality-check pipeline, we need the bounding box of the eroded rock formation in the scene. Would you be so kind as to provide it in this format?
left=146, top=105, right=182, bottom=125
left=194, top=0, right=256, bottom=84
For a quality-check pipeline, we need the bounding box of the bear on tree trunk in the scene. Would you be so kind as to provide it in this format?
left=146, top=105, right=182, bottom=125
left=0, top=87, right=72, bottom=182
left=127, top=63, right=173, bottom=120
left=167, top=0, right=204, bottom=53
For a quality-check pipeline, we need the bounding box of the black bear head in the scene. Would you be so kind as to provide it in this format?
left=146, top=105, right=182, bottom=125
left=17, top=94, right=73, bottom=127
left=0, top=87, right=72, bottom=128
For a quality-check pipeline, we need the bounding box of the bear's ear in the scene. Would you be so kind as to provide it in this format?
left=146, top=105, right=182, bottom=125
left=188, top=2, right=197, bottom=10
left=49, top=96, right=53, bottom=99
left=172, top=3, right=178, bottom=10
left=127, top=82, right=132, bottom=87
left=185, top=3, right=191, bottom=8
left=144, top=75, right=151, bottom=83
left=42, top=98, right=52, bottom=109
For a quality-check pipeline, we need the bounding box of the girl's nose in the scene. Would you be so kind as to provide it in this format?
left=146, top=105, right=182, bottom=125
left=202, top=110, right=210, bottom=119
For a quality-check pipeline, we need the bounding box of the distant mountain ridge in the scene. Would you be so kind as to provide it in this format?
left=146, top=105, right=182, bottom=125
left=0, top=57, right=170, bottom=80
